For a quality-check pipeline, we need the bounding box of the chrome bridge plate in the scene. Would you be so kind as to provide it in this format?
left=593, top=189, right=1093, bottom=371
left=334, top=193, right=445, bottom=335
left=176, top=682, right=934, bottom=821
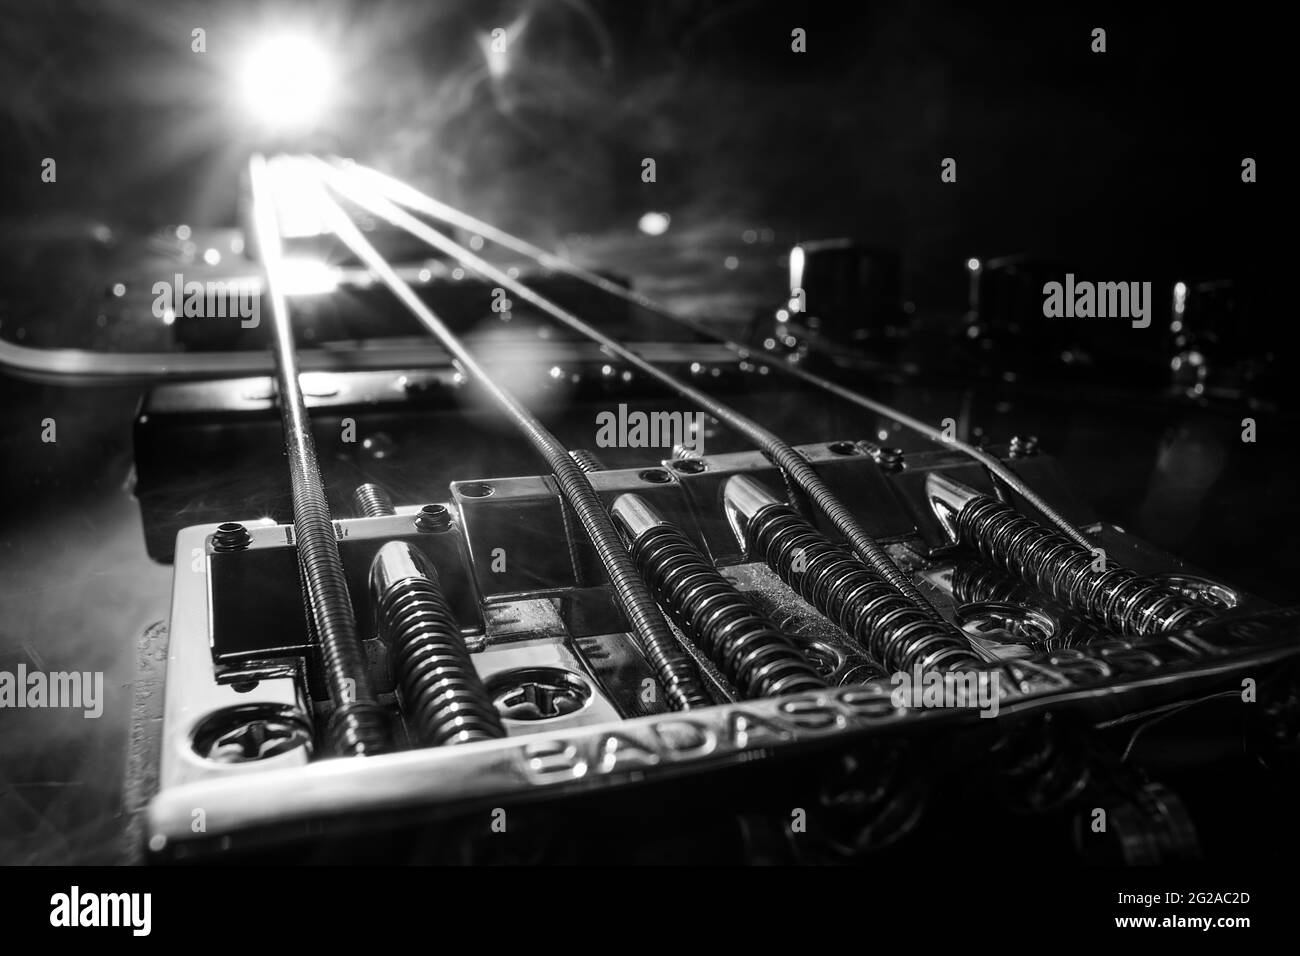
left=144, top=442, right=1297, bottom=860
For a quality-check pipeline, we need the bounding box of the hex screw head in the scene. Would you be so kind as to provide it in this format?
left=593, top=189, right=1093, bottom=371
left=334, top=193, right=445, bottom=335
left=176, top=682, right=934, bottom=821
left=415, top=504, right=452, bottom=533
left=212, top=522, right=252, bottom=552
left=877, top=447, right=905, bottom=472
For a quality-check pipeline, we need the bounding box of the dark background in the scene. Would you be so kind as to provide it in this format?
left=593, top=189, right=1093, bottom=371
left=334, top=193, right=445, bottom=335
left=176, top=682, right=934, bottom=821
left=0, top=0, right=1268, bottom=307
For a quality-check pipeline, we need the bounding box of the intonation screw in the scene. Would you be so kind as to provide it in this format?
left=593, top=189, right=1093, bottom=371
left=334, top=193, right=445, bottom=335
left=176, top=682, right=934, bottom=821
left=352, top=483, right=396, bottom=518
left=926, top=472, right=1214, bottom=637
left=611, top=493, right=825, bottom=698
left=370, top=542, right=505, bottom=747
left=723, top=475, right=980, bottom=673
left=568, top=449, right=607, bottom=473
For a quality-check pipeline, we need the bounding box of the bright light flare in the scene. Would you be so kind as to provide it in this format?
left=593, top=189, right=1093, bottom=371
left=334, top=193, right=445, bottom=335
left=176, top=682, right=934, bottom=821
left=279, top=257, right=340, bottom=296
left=1173, top=281, right=1188, bottom=317
left=236, top=33, right=334, bottom=135
left=265, top=156, right=330, bottom=238
left=638, top=212, right=671, bottom=236
left=788, top=245, right=806, bottom=309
